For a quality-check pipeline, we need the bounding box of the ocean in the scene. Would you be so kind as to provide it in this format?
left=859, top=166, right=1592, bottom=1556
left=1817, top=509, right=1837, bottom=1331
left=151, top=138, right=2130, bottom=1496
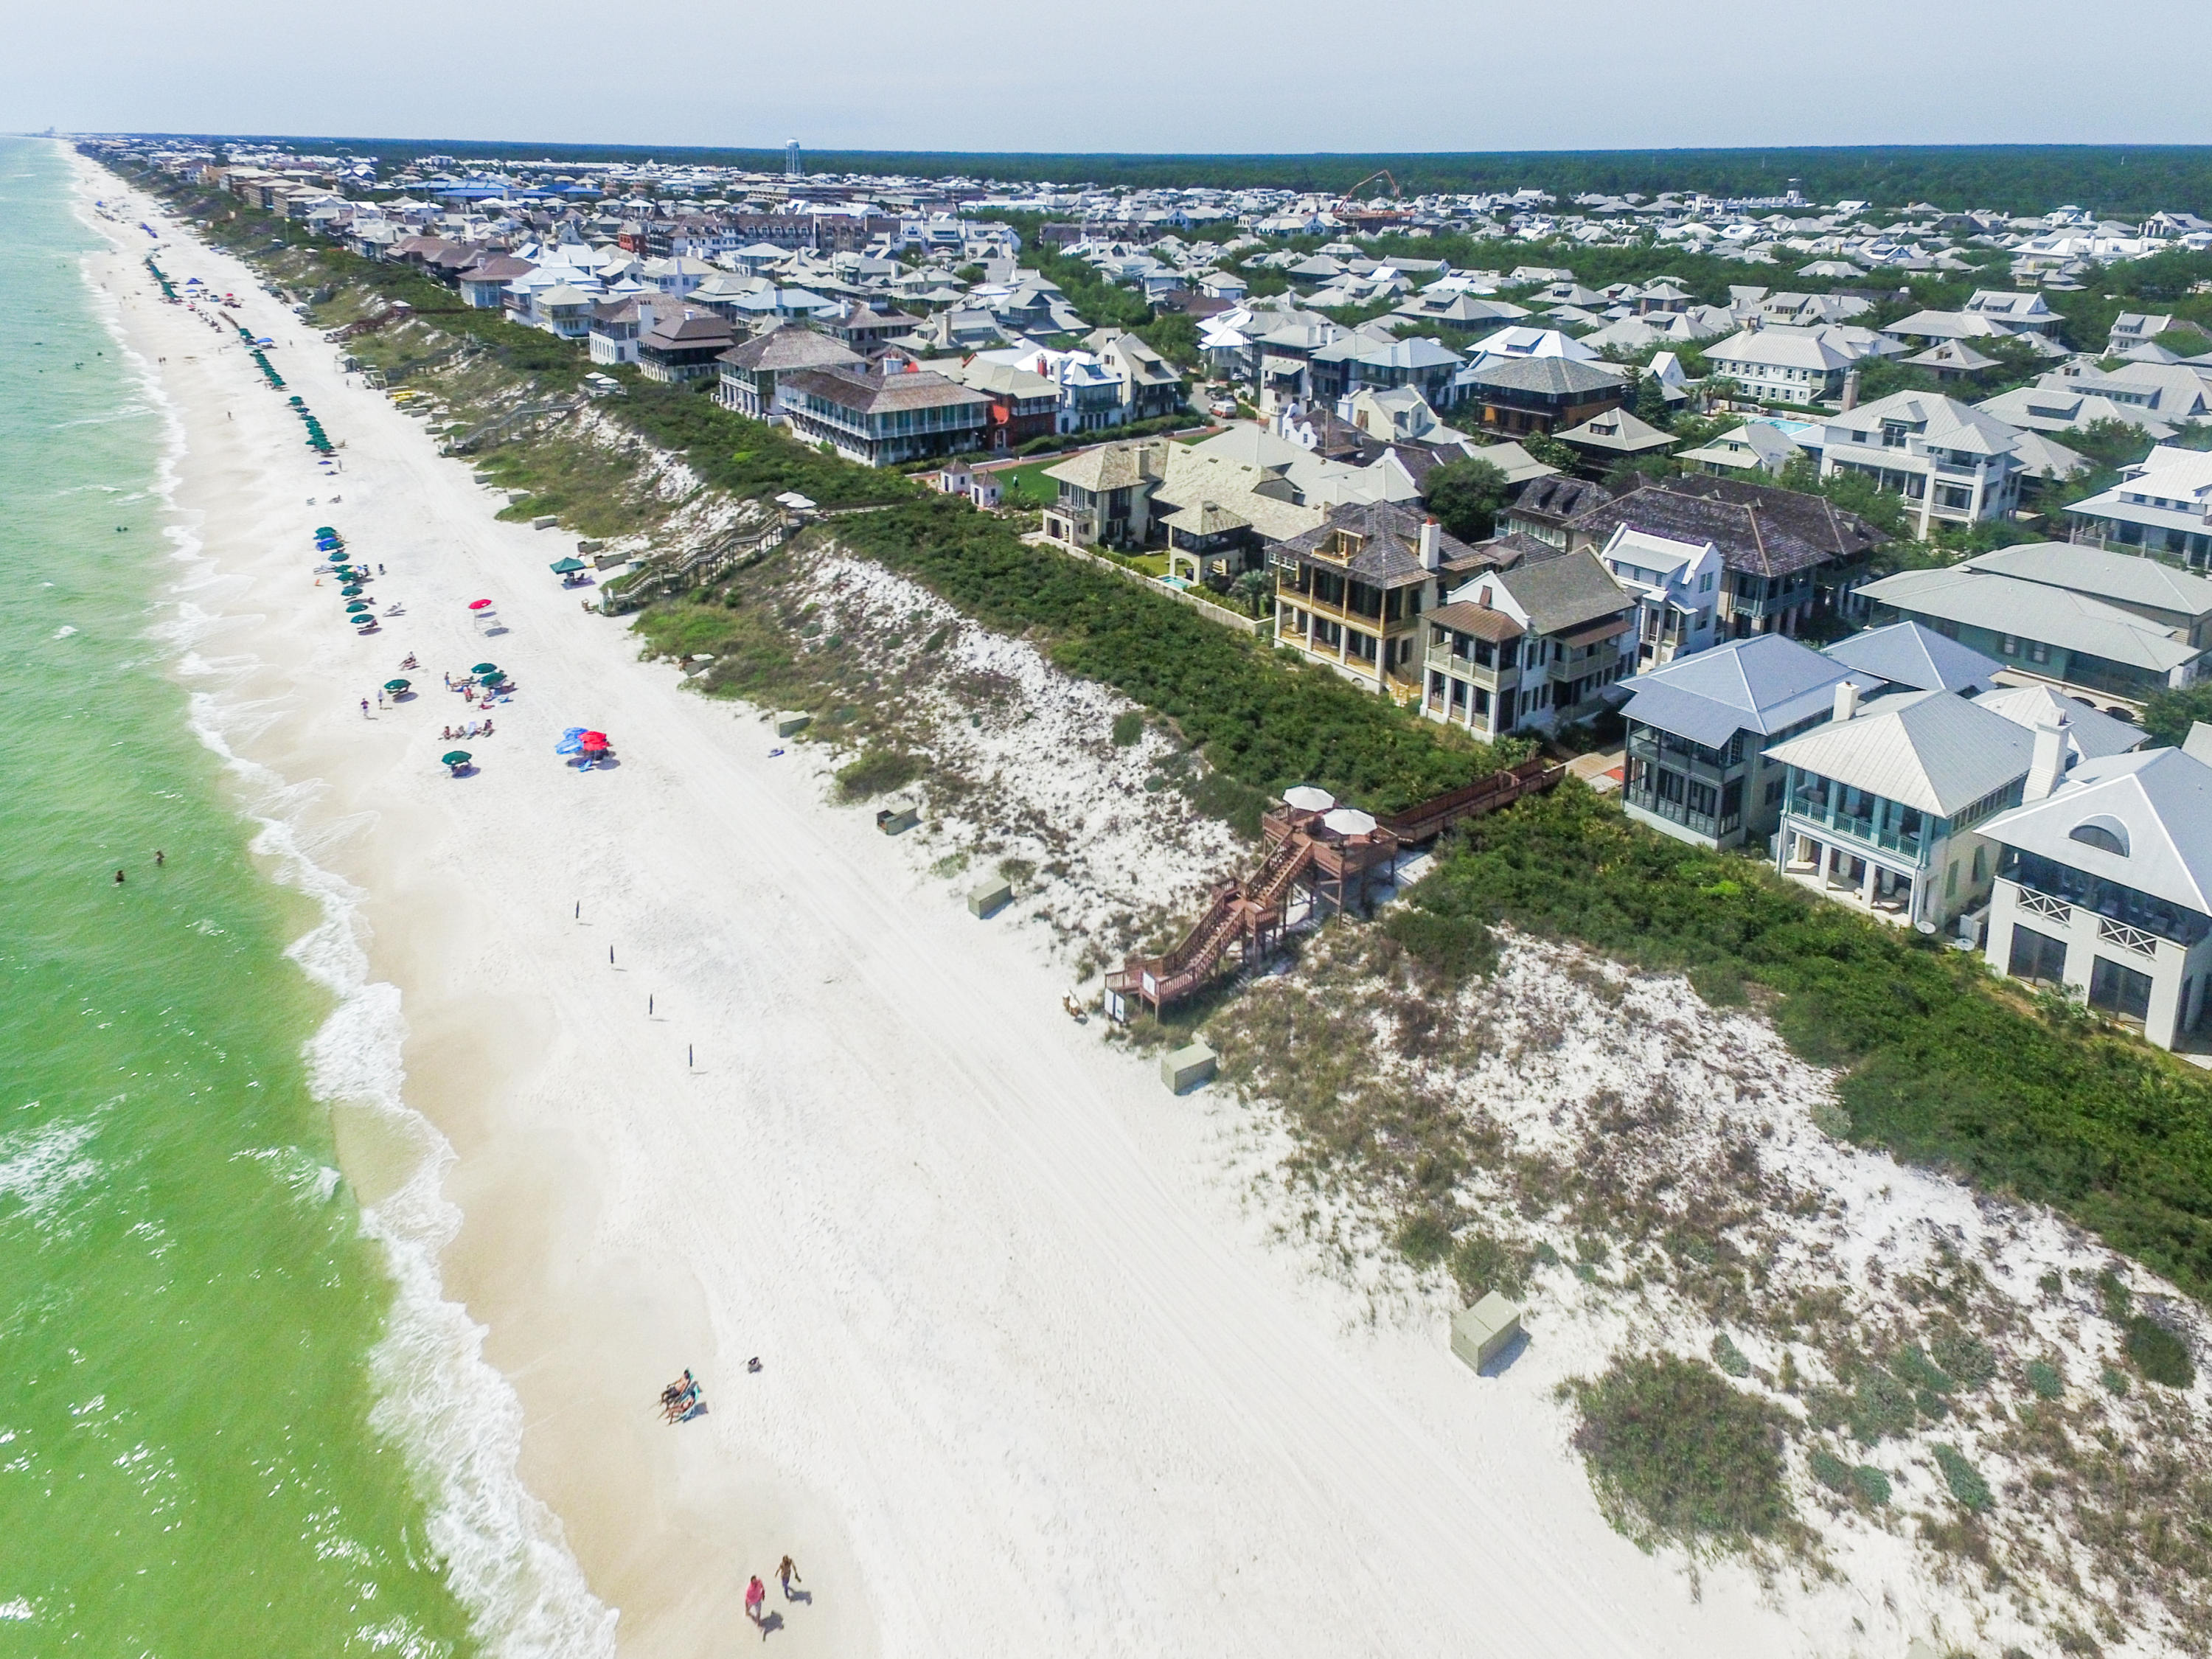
left=0, top=139, right=604, bottom=1657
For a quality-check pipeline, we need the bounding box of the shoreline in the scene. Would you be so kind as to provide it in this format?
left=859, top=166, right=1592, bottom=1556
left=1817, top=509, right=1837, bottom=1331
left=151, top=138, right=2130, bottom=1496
left=80, top=153, right=1846, bottom=1659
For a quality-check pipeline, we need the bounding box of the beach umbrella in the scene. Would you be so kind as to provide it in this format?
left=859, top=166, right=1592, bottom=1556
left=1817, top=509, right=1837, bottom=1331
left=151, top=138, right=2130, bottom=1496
left=440, top=750, right=471, bottom=773
left=472, top=662, right=498, bottom=676
left=549, top=557, right=585, bottom=574
left=1322, top=807, right=1378, bottom=838
left=346, top=601, right=371, bottom=613
left=555, top=736, right=582, bottom=754
left=384, top=679, right=410, bottom=692
left=1283, top=785, right=1335, bottom=813
left=315, top=526, right=335, bottom=536
left=580, top=731, right=609, bottom=749
left=467, top=599, right=492, bottom=611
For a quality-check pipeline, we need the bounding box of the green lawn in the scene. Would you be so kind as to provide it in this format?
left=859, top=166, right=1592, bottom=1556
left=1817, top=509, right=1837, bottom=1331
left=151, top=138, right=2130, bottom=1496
left=995, top=460, right=1062, bottom=508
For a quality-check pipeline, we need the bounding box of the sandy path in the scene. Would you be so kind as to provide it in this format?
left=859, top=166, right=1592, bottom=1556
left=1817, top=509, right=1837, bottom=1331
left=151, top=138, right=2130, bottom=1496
left=88, top=164, right=1814, bottom=1659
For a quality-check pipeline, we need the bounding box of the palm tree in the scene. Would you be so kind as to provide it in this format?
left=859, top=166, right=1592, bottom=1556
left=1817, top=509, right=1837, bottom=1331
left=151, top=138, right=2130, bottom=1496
left=1233, top=568, right=1272, bottom=617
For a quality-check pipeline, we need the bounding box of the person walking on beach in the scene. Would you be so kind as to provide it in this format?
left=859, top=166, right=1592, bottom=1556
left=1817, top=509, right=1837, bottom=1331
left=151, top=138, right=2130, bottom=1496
left=776, top=1556, right=799, bottom=1599
left=744, top=1576, right=766, bottom=1626
left=360, top=698, right=370, bottom=718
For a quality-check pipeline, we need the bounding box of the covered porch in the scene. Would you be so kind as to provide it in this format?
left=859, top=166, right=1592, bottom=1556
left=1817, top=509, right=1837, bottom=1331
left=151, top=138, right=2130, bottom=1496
left=1777, top=828, right=1926, bottom=927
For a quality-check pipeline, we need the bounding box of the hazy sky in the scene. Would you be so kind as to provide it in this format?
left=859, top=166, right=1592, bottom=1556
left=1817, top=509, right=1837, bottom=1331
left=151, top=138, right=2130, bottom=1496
left=11, top=0, right=2212, bottom=155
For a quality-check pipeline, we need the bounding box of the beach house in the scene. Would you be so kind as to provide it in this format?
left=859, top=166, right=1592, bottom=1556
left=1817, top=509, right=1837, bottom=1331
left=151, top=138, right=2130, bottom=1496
left=1420, top=551, right=1636, bottom=738
left=1977, top=736, right=2212, bottom=1049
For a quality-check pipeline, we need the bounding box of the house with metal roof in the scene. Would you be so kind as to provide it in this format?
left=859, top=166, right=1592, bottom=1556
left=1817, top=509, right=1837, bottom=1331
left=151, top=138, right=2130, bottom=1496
left=1978, top=742, right=2212, bottom=1048
left=1676, top=417, right=1812, bottom=480
left=2063, top=444, right=2212, bottom=569
left=1857, top=559, right=2211, bottom=706
left=1595, top=523, right=1725, bottom=668
left=1421, top=552, right=1635, bottom=739
left=1813, top=391, right=2048, bottom=534
left=1703, top=325, right=1860, bottom=406
left=1617, top=633, right=1854, bottom=849
left=1768, top=685, right=2039, bottom=928
left=1821, top=620, right=2000, bottom=696
left=1958, top=543, right=2212, bottom=646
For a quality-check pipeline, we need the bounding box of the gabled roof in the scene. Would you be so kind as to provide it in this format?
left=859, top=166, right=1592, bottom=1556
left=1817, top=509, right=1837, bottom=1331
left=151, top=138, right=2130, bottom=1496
left=1859, top=567, right=2202, bottom=674
left=1509, top=475, right=1613, bottom=525
left=1822, top=621, right=2000, bottom=695
left=1427, top=600, right=1526, bottom=642
left=1978, top=746, right=2212, bottom=914
left=1961, top=542, right=2212, bottom=621
left=1621, top=633, right=1855, bottom=748
left=1044, top=439, right=1168, bottom=493
left=1766, top=689, right=2035, bottom=817
left=1492, top=548, right=1632, bottom=636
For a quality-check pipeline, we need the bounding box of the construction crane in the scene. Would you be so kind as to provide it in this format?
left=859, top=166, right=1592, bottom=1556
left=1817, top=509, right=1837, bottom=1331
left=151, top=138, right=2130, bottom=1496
left=1341, top=169, right=1402, bottom=202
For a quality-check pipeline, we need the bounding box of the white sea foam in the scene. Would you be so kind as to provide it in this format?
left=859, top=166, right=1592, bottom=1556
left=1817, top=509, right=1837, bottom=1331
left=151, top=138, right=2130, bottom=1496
left=0, top=1119, right=102, bottom=1223
left=84, top=190, right=616, bottom=1657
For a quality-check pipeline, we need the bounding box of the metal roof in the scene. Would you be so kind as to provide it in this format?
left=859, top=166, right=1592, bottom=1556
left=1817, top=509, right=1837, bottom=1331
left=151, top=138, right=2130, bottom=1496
left=1621, top=633, right=1856, bottom=748
left=1822, top=622, right=2000, bottom=694
left=1978, top=747, right=2212, bottom=915
left=1767, top=689, right=2036, bottom=817
left=1961, top=542, right=2212, bottom=620
left=1859, top=567, right=2202, bottom=675
left=1971, top=684, right=2148, bottom=762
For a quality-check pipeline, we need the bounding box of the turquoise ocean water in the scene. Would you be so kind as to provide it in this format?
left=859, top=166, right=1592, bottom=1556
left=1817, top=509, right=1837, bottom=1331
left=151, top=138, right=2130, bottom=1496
left=0, top=139, right=602, bottom=1657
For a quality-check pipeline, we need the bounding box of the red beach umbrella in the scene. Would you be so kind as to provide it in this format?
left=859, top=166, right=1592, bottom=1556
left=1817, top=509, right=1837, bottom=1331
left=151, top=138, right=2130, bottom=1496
left=467, top=599, right=493, bottom=611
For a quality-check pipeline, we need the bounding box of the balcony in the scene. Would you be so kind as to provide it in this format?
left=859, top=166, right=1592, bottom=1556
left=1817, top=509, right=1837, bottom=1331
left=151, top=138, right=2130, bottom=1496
left=2097, top=915, right=2163, bottom=959
left=2017, top=886, right=2073, bottom=926
left=1624, top=786, right=1731, bottom=841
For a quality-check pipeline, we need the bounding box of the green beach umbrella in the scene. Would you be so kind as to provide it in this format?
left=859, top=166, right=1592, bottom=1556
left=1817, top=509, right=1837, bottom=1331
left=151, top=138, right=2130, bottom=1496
left=472, top=663, right=498, bottom=675
left=384, top=679, right=410, bottom=692
left=549, top=557, right=586, bottom=574
left=440, top=750, right=471, bottom=770
left=346, top=599, right=370, bottom=610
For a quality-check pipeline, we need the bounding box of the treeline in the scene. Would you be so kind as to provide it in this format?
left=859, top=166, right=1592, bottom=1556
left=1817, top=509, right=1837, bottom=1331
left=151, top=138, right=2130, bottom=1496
left=187, top=134, right=2212, bottom=216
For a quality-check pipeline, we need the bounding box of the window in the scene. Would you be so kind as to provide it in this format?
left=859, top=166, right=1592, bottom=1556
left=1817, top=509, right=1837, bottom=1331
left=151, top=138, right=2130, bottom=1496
left=1699, top=571, right=1715, bottom=593
left=1947, top=861, right=1959, bottom=899
left=1998, top=634, right=2018, bottom=656
left=2068, top=820, right=2129, bottom=857
left=2028, top=640, right=2051, bottom=664
left=2088, top=956, right=2154, bottom=1026
left=1972, top=845, right=1988, bottom=883
left=2006, top=925, right=2068, bottom=987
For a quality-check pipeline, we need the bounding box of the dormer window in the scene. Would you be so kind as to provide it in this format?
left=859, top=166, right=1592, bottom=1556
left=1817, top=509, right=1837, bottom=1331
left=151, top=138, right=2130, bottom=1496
left=2068, top=818, right=2130, bottom=858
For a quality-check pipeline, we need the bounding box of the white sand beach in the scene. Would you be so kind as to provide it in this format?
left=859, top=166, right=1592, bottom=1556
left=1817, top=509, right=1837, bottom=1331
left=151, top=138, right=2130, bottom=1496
left=82, top=156, right=1865, bottom=1659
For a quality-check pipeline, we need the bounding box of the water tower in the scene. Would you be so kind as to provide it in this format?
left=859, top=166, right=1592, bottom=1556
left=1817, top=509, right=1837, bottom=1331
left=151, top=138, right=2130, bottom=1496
left=785, top=138, right=802, bottom=180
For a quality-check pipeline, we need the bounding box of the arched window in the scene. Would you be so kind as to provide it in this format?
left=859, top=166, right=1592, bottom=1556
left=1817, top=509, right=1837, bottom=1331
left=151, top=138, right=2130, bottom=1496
left=2068, top=818, right=2129, bottom=858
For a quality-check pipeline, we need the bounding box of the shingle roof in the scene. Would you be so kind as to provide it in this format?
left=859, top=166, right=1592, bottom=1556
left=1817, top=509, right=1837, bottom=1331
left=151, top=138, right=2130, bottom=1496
left=1428, top=600, right=1526, bottom=642
left=1495, top=549, right=1632, bottom=636
left=1978, top=746, right=2212, bottom=914
left=1511, top=475, right=1614, bottom=526
left=779, top=366, right=992, bottom=416
left=1459, top=355, right=1627, bottom=396
left=1568, top=476, right=1881, bottom=578
left=1621, top=633, right=1855, bottom=748
left=1822, top=622, right=2000, bottom=694
left=716, top=323, right=863, bottom=373
left=1557, top=406, right=1675, bottom=453
left=1766, top=689, right=2036, bottom=817
left=1276, top=499, right=1470, bottom=585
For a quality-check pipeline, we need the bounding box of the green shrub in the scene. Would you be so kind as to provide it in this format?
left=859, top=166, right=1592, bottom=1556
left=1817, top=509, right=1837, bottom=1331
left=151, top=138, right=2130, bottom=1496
left=2025, top=1360, right=2065, bottom=1400
left=1849, top=1463, right=1892, bottom=1506
left=1809, top=1101, right=1852, bottom=1139
left=2124, top=1314, right=2196, bottom=1388
left=1893, top=1345, right=1956, bottom=1396
left=1932, top=1443, right=1992, bottom=1512
left=1397, top=1211, right=1453, bottom=1267
left=1930, top=1328, right=1996, bottom=1391
left=1383, top=907, right=1497, bottom=982
left=1450, top=1231, right=1523, bottom=1301
left=2101, top=1366, right=2131, bottom=1397
left=1711, top=1333, right=1752, bottom=1377
left=1571, top=1354, right=1792, bottom=1548
left=1848, top=1367, right=1919, bottom=1443
left=1809, top=1447, right=1853, bottom=1494
left=1110, top=709, right=1144, bottom=746
left=835, top=749, right=925, bottom=801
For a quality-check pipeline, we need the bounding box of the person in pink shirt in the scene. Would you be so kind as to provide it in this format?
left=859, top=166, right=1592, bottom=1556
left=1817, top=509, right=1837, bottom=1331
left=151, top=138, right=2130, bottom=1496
left=744, top=1575, right=766, bottom=1625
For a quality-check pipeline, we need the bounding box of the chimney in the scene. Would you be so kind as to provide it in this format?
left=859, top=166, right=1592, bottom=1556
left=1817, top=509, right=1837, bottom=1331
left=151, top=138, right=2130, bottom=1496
left=1478, top=584, right=1494, bottom=609
left=1419, top=518, right=1441, bottom=571
left=1832, top=678, right=1860, bottom=723
left=1840, top=367, right=1862, bottom=413
left=2025, top=717, right=2069, bottom=802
